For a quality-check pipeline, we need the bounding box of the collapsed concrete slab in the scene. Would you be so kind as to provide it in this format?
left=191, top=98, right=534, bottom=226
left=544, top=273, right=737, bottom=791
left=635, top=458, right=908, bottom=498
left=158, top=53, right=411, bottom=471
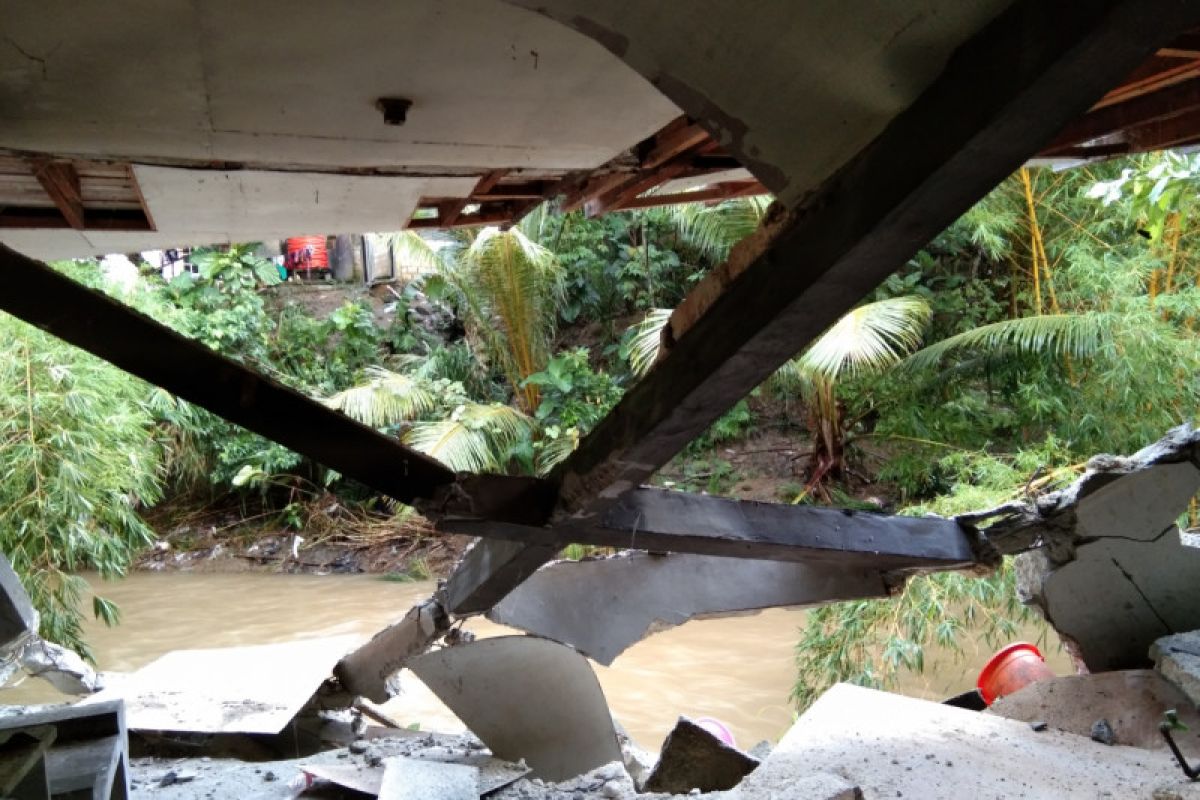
left=335, top=598, right=448, bottom=703
left=488, top=552, right=888, bottom=665
left=740, top=683, right=1179, bottom=798
left=642, top=716, right=759, bottom=794
left=986, top=670, right=1200, bottom=757
left=408, top=636, right=622, bottom=781
left=977, top=426, right=1200, bottom=671
left=83, top=636, right=360, bottom=735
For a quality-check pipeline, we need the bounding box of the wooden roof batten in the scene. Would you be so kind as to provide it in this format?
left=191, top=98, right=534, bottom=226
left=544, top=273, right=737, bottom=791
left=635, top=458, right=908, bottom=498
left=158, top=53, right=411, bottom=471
left=0, top=156, right=154, bottom=232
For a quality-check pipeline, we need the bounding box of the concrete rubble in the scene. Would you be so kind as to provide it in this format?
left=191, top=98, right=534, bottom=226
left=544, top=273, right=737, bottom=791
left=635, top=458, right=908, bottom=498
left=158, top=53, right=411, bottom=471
left=642, top=716, right=759, bottom=794
left=986, top=670, right=1200, bottom=756
left=0, top=554, right=99, bottom=694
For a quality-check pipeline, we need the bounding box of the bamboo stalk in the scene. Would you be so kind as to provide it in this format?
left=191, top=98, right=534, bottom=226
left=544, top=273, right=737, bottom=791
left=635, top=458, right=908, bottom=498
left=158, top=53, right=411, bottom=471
left=1019, top=168, right=1044, bottom=315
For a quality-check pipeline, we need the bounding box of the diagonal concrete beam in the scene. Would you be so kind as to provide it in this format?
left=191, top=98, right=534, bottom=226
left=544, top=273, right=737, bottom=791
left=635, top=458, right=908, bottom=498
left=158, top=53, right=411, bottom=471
left=445, top=0, right=1200, bottom=613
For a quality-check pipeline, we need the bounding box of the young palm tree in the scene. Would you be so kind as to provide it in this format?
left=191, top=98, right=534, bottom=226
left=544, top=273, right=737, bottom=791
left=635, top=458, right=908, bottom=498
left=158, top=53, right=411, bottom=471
left=626, top=297, right=931, bottom=495
left=397, top=226, right=563, bottom=413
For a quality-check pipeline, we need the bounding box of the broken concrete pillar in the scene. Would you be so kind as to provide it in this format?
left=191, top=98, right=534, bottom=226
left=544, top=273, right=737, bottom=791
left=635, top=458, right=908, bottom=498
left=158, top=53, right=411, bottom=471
left=980, top=426, right=1200, bottom=672
left=408, top=635, right=622, bottom=781
left=334, top=598, right=448, bottom=703
left=643, top=716, right=760, bottom=794
left=488, top=551, right=888, bottom=665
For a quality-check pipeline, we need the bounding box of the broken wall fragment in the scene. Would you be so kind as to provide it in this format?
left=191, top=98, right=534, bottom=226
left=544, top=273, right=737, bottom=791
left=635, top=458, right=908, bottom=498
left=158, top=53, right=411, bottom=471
left=488, top=551, right=888, bottom=665
left=408, top=635, right=622, bottom=781
left=981, top=426, right=1200, bottom=672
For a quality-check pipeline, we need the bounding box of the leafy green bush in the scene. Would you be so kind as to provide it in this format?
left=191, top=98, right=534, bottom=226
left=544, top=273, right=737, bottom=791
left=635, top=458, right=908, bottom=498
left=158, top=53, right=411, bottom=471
left=0, top=307, right=162, bottom=657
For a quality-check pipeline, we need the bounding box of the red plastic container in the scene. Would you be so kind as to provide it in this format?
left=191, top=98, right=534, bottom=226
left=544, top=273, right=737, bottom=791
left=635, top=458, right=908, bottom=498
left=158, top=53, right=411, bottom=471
left=977, top=642, right=1056, bottom=705
left=285, top=235, right=328, bottom=273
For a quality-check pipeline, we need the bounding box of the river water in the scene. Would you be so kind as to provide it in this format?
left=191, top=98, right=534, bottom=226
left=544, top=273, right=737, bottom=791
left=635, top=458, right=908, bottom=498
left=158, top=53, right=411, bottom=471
left=2, top=572, right=1071, bottom=751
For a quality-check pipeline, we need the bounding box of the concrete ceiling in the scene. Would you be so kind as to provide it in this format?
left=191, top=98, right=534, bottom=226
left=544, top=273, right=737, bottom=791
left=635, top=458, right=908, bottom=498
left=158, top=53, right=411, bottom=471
left=513, top=0, right=1015, bottom=205
left=0, top=0, right=1014, bottom=257
left=0, top=0, right=679, bottom=170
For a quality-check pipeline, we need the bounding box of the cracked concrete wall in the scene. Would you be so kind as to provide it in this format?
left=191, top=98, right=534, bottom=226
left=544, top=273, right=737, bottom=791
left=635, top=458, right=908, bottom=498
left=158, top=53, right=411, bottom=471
left=980, top=426, right=1200, bottom=672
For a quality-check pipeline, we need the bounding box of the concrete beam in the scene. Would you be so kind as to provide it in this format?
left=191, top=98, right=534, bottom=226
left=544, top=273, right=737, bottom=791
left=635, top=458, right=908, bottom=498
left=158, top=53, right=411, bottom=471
left=440, top=489, right=982, bottom=615
left=445, top=0, right=1194, bottom=612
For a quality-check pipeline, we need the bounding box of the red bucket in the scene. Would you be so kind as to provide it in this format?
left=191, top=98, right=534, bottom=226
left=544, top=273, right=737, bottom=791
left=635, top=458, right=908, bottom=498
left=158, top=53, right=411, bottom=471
left=977, top=642, right=1055, bottom=705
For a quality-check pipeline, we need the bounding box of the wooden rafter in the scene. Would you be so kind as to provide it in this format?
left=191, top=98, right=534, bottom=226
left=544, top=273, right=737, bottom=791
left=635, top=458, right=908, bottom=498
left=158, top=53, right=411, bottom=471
left=31, top=159, right=85, bottom=229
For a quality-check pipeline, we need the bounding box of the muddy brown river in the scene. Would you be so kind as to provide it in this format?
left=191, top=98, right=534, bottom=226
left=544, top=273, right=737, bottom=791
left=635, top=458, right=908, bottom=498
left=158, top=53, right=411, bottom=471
left=2, top=572, right=1071, bottom=750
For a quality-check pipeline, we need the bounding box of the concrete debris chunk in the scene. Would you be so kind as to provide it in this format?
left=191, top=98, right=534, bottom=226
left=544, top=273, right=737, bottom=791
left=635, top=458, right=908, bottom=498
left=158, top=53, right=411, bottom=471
left=740, top=683, right=1179, bottom=798
left=978, top=426, right=1200, bottom=671
left=17, top=638, right=98, bottom=694
left=643, top=716, right=760, bottom=794
left=489, top=552, right=886, bottom=665
left=987, top=670, right=1200, bottom=756
left=408, top=635, right=622, bottom=781
left=1153, top=630, right=1200, bottom=708
left=378, top=755, right=477, bottom=800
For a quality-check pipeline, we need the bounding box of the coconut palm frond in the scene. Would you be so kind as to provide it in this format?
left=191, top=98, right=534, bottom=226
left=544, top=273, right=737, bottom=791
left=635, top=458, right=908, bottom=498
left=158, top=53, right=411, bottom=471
left=672, top=196, right=771, bottom=262
left=324, top=366, right=438, bottom=426
left=899, top=313, right=1110, bottom=373
left=536, top=428, right=580, bottom=476
left=465, top=227, right=564, bottom=408
left=799, top=297, right=932, bottom=381
left=389, top=231, right=447, bottom=273
left=626, top=308, right=672, bottom=378
left=403, top=403, right=533, bottom=473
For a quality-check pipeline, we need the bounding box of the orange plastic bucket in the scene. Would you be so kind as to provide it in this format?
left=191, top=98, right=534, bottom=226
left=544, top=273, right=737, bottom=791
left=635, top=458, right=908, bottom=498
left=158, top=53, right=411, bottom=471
left=977, top=642, right=1055, bottom=705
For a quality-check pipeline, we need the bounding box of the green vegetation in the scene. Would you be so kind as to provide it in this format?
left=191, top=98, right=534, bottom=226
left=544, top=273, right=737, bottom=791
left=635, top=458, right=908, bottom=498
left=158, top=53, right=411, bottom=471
left=3, top=151, right=1200, bottom=699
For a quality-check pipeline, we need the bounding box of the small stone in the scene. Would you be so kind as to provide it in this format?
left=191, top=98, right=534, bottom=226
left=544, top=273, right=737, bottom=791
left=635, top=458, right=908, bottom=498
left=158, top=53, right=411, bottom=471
left=348, top=739, right=369, bottom=754
left=159, top=770, right=197, bottom=787
left=1091, top=718, right=1116, bottom=745
left=1030, top=720, right=1048, bottom=732
left=263, top=771, right=277, bottom=782
left=601, top=782, right=623, bottom=798
left=366, top=752, right=383, bottom=768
